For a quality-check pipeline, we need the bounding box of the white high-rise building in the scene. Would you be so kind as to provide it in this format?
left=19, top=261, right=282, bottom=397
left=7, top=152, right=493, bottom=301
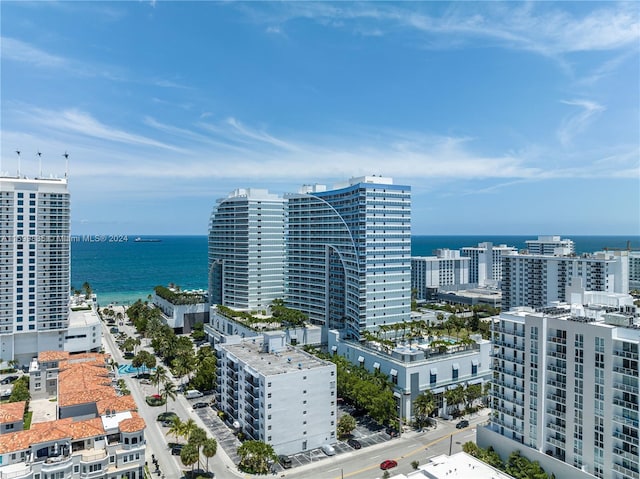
left=215, top=332, right=336, bottom=455
left=411, top=249, right=470, bottom=300
left=208, top=188, right=286, bottom=311
left=286, top=176, right=411, bottom=339
left=502, top=250, right=629, bottom=311
left=461, top=242, right=516, bottom=287
left=525, top=235, right=575, bottom=256
left=629, top=251, right=640, bottom=290
left=0, top=176, right=71, bottom=365
left=478, top=292, right=639, bottom=479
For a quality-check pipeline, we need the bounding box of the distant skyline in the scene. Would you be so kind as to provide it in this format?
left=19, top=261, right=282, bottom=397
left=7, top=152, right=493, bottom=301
left=1, top=1, right=639, bottom=235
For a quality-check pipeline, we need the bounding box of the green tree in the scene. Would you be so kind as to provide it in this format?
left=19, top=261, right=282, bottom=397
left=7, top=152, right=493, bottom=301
left=182, top=418, right=197, bottom=442
left=132, top=350, right=156, bottom=373
left=151, top=365, right=169, bottom=394
left=337, top=414, right=356, bottom=438
left=168, top=417, right=185, bottom=443
left=237, top=440, right=278, bottom=474
left=202, top=438, right=217, bottom=474
left=161, top=381, right=177, bottom=413
left=180, top=443, right=199, bottom=472
left=413, top=390, right=436, bottom=428
left=82, top=281, right=92, bottom=298
left=8, top=376, right=30, bottom=404
left=188, top=427, right=207, bottom=471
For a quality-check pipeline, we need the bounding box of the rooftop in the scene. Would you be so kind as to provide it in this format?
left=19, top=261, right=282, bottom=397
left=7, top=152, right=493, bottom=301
left=222, top=338, right=332, bottom=376
left=390, top=452, right=514, bottom=479
left=0, top=401, right=25, bottom=425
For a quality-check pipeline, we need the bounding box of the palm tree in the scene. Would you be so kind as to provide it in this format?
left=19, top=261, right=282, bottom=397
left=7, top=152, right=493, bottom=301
left=168, top=417, right=185, bottom=443
left=182, top=418, right=197, bottom=442
left=202, top=438, right=217, bottom=474
left=413, top=391, right=436, bottom=428
left=237, top=440, right=278, bottom=475
left=152, top=366, right=169, bottom=394
left=188, top=427, right=207, bottom=471
left=161, top=381, right=177, bottom=413
left=180, top=443, right=199, bottom=473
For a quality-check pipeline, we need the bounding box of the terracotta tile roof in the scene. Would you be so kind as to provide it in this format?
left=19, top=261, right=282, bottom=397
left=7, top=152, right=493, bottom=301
left=58, top=362, right=112, bottom=407
left=0, top=417, right=107, bottom=454
left=0, top=401, right=25, bottom=424
left=96, top=395, right=137, bottom=415
left=38, top=351, right=70, bottom=362
left=119, top=415, right=146, bottom=433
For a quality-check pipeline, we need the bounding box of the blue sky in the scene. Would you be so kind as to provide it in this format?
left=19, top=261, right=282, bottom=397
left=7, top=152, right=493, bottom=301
left=1, top=1, right=639, bottom=236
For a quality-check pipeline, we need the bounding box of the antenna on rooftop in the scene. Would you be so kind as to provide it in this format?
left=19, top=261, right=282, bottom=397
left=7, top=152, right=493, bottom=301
left=36, top=151, right=42, bottom=178
left=16, top=150, right=21, bottom=177
left=63, top=151, right=69, bottom=178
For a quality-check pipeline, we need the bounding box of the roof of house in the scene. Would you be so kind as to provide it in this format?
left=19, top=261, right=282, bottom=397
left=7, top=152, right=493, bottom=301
left=38, top=351, right=71, bottom=362
left=119, top=415, right=146, bottom=433
left=58, top=362, right=112, bottom=407
left=0, top=401, right=25, bottom=425
left=96, top=395, right=137, bottom=416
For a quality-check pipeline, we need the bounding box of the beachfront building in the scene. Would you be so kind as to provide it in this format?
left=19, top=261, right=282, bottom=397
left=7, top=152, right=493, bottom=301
left=0, top=176, right=73, bottom=366
left=411, top=250, right=470, bottom=301
left=1, top=351, right=145, bottom=479
left=208, top=188, right=286, bottom=312
left=478, top=291, right=639, bottom=479
left=629, top=251, right=640, bottom=290
left=387, top=452, right=514, bottom=479
left=286, top=176, right=411, bottom=340
left=328, top=328, right=492, bottom=421
left=501, top=250, right=630, bottom=311
left=525, top=235, right=575, bottom=256
left=152, top=286, right=208, bottom=333
left=214, top=332, right=337, bottom=455
left=461, top=242, right=517, bottom=288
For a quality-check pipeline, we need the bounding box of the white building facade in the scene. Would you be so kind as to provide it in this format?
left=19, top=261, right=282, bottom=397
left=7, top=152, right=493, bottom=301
left=215, top=332, right=337, bottom=455
left=525, top=235, right=575, bottom=256
left=286, top=176, right=412, bottom=340
left=629, top=251, right=640, bottom=290
left=461, top=242, right=516, bottom=287
left=479, top=295, right=639, bottom=479
left=328, top=330, right=492, bottom=421
left=411, top=249, right=470, bottom=300
left=501, top=250, right=629, bottom=311
left=0, top=177, right=71, bottom=365
left=208, top=188, right=286, bottom=311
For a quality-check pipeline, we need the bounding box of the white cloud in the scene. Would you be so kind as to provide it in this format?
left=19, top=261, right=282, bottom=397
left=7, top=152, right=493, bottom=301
left=557, top=99, right=606, bottom=147
left=1, top=37, right=67, bottom=67
left=242, top=2, right=640, bottom=56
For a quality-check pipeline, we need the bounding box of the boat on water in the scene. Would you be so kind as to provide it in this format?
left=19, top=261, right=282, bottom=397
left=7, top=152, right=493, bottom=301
left=134, top=237, right=162, bottom=243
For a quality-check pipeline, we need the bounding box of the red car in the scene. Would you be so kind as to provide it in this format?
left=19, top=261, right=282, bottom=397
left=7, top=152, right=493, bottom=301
left=380, top=459, right=398, bottom=470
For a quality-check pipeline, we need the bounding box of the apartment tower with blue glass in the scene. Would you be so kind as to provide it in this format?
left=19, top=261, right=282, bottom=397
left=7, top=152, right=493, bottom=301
left=286, top=176, right=411, bottom=340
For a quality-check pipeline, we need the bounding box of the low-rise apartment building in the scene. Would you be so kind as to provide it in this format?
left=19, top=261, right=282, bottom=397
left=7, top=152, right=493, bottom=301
left=215, top=332, right=336, bottom=456
left=328, top=329, right=492, bottom=421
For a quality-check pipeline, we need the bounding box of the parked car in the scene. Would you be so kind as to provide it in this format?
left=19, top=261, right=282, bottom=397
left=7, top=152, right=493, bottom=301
left=0, top=376, right=18, bottom=385
left=185, top=389, right=203, bottom=399
left=347, top=438, right=361, bottom=450
left=278, top=455, right=292, bottom=469
left=109, top=327, right=119, bottom=334
left=192, top=402, right=208, bottom=409
left=456, top=419, right=470, bottom=429
left=171, top=444, right=184, bottom=455
left=157, top=412, right=178, bottom=422
left=385, top=427, right=399, bottom=438
left=321, top=444, right=336, bottom=456
left=162, top=420, right=173, bottom=427
left=140, top=379, right=151, bottom=385
left=380, top=459, right=398, bottom=470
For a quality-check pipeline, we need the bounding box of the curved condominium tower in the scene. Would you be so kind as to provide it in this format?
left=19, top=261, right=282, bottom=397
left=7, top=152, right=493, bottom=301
left=286, top=176, right=411, bottom=340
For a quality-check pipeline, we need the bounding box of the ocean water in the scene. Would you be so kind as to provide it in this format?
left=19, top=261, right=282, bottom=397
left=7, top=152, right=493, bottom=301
left=71, top=235, right=639, bottom=306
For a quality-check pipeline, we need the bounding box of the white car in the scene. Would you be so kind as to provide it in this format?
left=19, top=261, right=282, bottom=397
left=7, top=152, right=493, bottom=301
left=321, top=444, right=336, bottom=456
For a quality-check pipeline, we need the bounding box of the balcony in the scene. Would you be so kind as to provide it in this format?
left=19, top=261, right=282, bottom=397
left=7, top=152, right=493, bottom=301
left=546, top=408, right=566, bottom=419
left=613, top=446, right=640, bottom=463
left=614, top=365, right=637, bottom=377
left=613, top=382, right=639, bottom=395
left=613, top=397, right=639, bottom=411
left=0, top=463, right=32, bottom=479
left=81, top=450, right=107, bottom=463
left=614, top=430, right=639, bottom=445
left=613, top=462, right=640, bottom=479
left=546, top=422, right=565, bottom=433
left=546, top=436, right=566, bottom=448
left=613, top=415, right=639, bottom=428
